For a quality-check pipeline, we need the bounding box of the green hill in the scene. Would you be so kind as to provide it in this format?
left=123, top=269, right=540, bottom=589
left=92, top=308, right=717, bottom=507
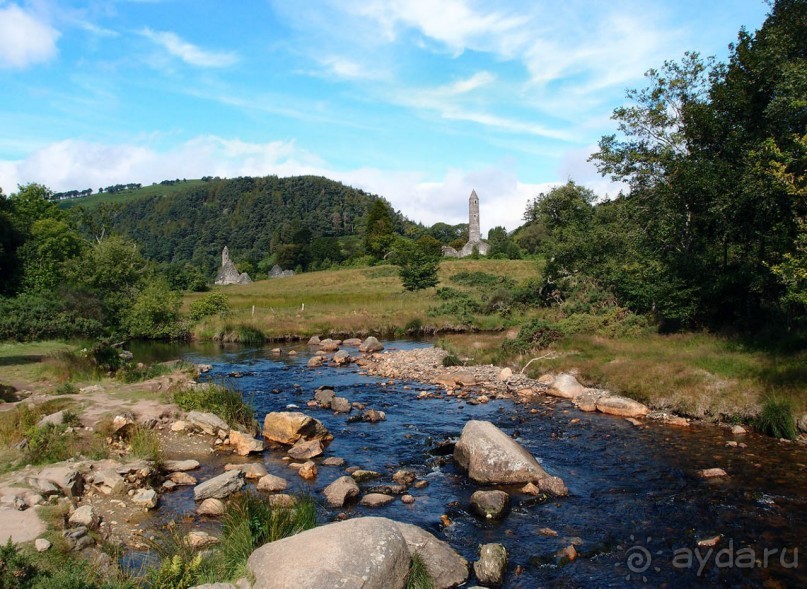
left=69, top=175, right=410, bottom=277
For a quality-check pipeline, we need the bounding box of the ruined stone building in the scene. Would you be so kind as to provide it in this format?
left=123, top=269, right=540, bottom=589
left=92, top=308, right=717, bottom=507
left=214, top=246, right=253, bottom=285
left=442, top=189, right=490, bottom=258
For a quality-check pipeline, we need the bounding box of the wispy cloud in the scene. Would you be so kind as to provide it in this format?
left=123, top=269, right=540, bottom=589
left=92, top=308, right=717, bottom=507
left=140, top=28, right=238, bottom=67
left=0, top=4, right=60, bottom=69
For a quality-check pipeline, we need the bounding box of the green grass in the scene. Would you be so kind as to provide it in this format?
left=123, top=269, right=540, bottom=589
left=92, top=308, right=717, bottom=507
left=128, top=425, right=164, bottom=463
left=405, top=553, right=434, bottom=589
left=756, top=397, right=798, bottom=440
left=172, top=383, right=255, bottom=430
left=441, top=330, right=807, bottom=422
left=185, top=259, right=540, bottom=340
left=59, top=179, right=207, bottom=210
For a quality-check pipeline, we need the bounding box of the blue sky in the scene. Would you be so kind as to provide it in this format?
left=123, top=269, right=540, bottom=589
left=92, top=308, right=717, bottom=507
left=0, top=0, right=769, bottom=231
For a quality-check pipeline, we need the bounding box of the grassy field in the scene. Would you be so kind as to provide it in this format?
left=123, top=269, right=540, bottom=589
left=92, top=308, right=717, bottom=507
left=184, top=258, right=540, bottom=340
left=59, top=179, right=206, bottom=210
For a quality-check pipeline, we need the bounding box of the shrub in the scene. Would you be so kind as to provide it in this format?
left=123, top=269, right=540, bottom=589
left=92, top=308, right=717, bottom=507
left=0, top=539, right=36, bottom=588
left=502, top=319, right=564, bottom=355
left=442, top=354, right=463, bottom=367
left=756, top=397, right=797, bottom=440
left=25, top=423, right=74, bottom=465
left=92, top=341, right=122, bottom=373
left=404, top=318, right=423, bottom=335
left=54, top=382, right=79, bottom=395
left=188, top=293, right=230, bottom=321
left=124, top=279, right=182, bottom=340
left=172, top=384, right=255, bottom=431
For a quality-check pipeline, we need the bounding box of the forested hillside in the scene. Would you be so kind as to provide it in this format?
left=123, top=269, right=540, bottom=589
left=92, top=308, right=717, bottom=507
left=75, top=175, right=411, bottom=276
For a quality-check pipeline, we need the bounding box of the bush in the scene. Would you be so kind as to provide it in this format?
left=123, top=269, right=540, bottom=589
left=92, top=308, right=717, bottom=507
left=54, top=382, right=79, bottom=395
left=92, top=341, right=122, bottom=373
left=124, top=279, right=182, bottom=340
left=442, top=354, right=462, bottom=367
left=25, top=422, right=78, bottom=465
left=404, top=318, right=423, bottom=335
left=502, top=319, right=564, bottom=355
left=756, top=397, right=797, bottom=440
left=0, top=293, right=104, bottom=341
left=188, top=293, right=230, bottom=321
left=173, top=384, right=255, bottom=431
left=0, top=539, right=36, bottom=588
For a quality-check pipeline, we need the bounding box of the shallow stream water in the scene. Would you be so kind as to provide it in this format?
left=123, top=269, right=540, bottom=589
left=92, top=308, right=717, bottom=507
left=132, top=340, right=807, bottom=588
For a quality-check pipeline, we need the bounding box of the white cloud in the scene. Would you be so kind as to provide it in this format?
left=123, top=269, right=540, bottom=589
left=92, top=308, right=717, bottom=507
left=0, top=4, right=60, bottom=69
left=140, top=28, right=238, bottom=67
left=0, top=136, right=618, bottom=231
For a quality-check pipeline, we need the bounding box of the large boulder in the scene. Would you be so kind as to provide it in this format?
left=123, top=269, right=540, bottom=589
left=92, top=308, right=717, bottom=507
left=595, top=396, right=649, bottom=418
left=229, top=430, right=264, bottom=456
left=359, top=337, right=384, bottom=353
left=263, top=412, right=332, bottom=446
left=194, top=470, right=244, bottom=501
left=453, top=420, right=567, bottom=496
left=546, top=373, right=585, bottom=399
left=186, top=411, right=230, bottom=436
left=247, top=517, right=410, bottom=589
left=322, top=476, right=360, bottom=507
left=394, top=522, right=469, bottom=589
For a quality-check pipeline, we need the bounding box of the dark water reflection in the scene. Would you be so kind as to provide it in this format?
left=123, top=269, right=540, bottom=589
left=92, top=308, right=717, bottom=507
left=135, top=340, right=807, bottom=588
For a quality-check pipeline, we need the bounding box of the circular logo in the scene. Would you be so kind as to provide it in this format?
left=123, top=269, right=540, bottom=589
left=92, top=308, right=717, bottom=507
left=627, top=545, right=652, bottom=574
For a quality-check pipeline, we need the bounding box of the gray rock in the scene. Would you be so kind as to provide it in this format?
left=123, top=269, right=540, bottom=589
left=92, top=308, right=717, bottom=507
left=39, top=466, right=84, bottom=497
left=247, top=517, right=410, bottom=589
left=363, top=409, right=386, bottom=423
left=546, top=373, right=585, bottom=399
left=359, top=337, right=384, bottom=353
left=470, top=490, right=510, bottom=520
left=360, top=493, right=396, bottom=507
left=454, top=420, right=567, bottom=496
left=186, top=411, right=230, bottom=436
left=225, top=463, right=268, bottom=479
left=313, top=388, right=335, bottom=408
left=262, top=412, right=332, bottom=445
left=351, top=469, right=381, bottom=482
left=164, top=459, right=200, bottom=472
left=93, top=469, right=125, bottom=495
left=394, top=522, right=469, bottom=589
left=474, top=543, right=507, bottom=587
left=319, top=339, right=340, bottom=352
left=36, top=410, right=65, bottom=428
left=288, top=438, right=323, bottom=460
left=330, top=396, right=351, bottom=413
left=307, top=336, right=321, bottom=346
left=322, top=476, right=359, bottom=507
left=26, top=477, right=60, bottom=497
left=333, top=350, right=351, bottom=366
left=392, top=470, right=416, bottom=485
left=69, top=505, right=99, bottom=529
left=168, top=472, right=197, bottom=486
left=131, top=488, right=158, bottom=509
left=194, top=470, right=244, bottom=501
left=256, top=474, right=288, bottom=492
left=307, top=356, right=323, bottom=368
left=35, top=538, right=51, bottom=552
left=322, top=456, right=345, bottom=467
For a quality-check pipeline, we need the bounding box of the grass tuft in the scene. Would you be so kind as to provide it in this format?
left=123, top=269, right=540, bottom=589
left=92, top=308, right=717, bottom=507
left=173, top=383, right=255, bottom=431
left=128, top=425, right=164, bottom=464
left=756, top=397, right=798, bottom=440
left=405, top=553, right=434, bottom=589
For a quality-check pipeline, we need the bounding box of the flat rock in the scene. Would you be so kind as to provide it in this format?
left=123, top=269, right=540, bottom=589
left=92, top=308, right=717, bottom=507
left=187, top=530, right=219, bottom=549
left=257, top=474, right=289, bottom=492
left=187, top=411, right=230, bottom=436
left=168, top=472, right=198, bottom=486
left=351, top=469, right=381, bottom=482
left=322, top=457, right=345, bottom=467
left=164, top=459, right=200, bottom=472
left=69, top=505, right=99, bottom=529
left=395, top=522, right=469, bottom=589
left=454, top=420, right=568, bottom=495
left=595, top=396, right=649, bottom=418
left=288, top=438, right=324, bottom=460
left=39, top=466, right=84, bottom=497
left=360, top=493, right=396, bottom=507
left=131, top=488, right=158, bottom=509
left=247, top=517, right=409, bottom=589
left=229, top=430, right=264, bottom=456
left=37, top=410, right=65, bottom=428
left=343, top=338, right=362, bottom=347
left=225, top=463, right=268, bottom=479
left=322, top=476, right=359, bottom=507
left=263, top=412, right=332, bottom=446
left=0, top=509, right=46, bottom=544
left=699, top=468, right=728, bottom=479
left=93, top=469, right=125, bottom=495
left=194, top=470, right=244, bottom=501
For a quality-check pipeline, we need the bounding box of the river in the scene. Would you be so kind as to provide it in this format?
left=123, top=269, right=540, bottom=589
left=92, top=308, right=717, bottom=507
left=132, top=339, right=807, bottom=588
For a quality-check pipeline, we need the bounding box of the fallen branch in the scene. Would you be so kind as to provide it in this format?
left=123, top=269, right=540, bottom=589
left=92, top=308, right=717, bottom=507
left=520, top=353, right=553, bottom=375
